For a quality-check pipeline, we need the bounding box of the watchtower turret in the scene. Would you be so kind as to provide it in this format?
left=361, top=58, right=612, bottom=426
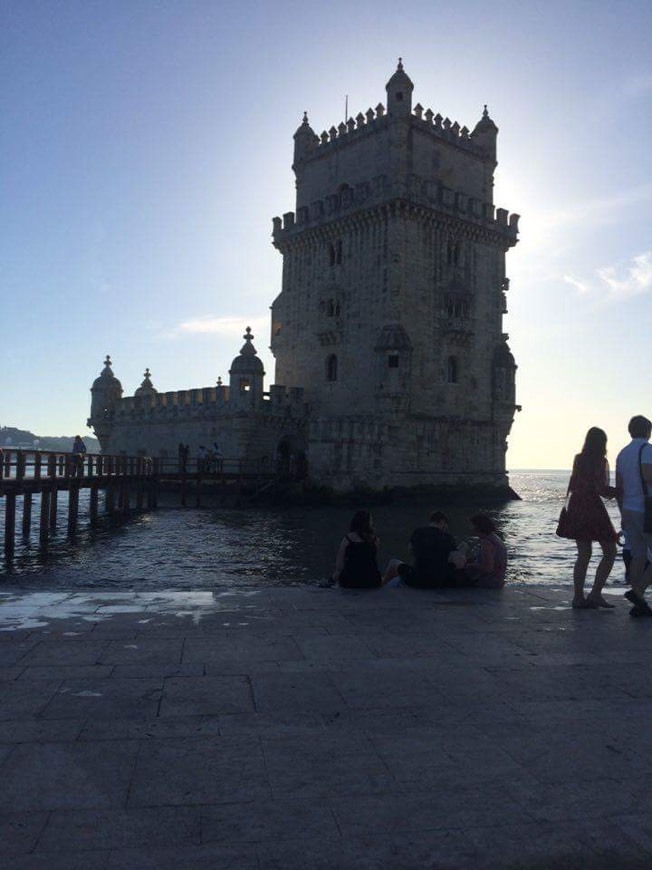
left=293, top=111, right=318, bottom=166
left=471, top=104, right=498, bottom=163
left=88, top=355, right=123, bottom=449
left=385, top=58, right=413, bottom=116
left=229, top=327, right=265, bottom=407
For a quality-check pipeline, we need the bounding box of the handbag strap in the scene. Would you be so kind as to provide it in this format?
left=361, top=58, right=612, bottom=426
left=639, top=444, right=650, bottom=497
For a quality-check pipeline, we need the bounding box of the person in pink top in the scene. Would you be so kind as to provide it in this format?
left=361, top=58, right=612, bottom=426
left=466, top=514, right=507, bottom=589
left=465, top=514, right=507, bottom=589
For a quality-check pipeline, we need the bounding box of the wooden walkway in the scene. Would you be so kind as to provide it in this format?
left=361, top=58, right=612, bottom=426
left=0, top=449, right=279, bottom=558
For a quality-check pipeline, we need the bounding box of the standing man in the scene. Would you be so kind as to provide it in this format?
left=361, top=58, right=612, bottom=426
left=616, top=416, right=652, bottom=616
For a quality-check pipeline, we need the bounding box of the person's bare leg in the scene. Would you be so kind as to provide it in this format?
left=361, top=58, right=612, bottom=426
left=572, top=540, right=592, bottom=606
left=587, top=539, right=617, bottom=607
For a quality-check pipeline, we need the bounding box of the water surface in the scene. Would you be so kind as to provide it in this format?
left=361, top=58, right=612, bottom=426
left=0, top=471, right=627, bottom=590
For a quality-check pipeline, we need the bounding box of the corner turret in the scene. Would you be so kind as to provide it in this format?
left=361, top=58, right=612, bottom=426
left=88, top=355, right=123, bottom=449
left=293, top=111, right=318, bottom=165
left=229, top=326, right=265, bottom=407
left=385, top=58, right=413, bottom=116
left=471, top=105, right=498, bottom=162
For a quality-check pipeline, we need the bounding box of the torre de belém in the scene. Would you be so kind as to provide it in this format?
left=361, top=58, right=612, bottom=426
left=88, top=61, right=521, bottom=494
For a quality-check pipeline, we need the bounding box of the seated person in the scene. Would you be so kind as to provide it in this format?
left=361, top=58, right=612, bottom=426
left=465, top=513, right=507, bottom=589
left=332, top=509, right=382, bottom=589
left=382, top=511, right=467, bottom=588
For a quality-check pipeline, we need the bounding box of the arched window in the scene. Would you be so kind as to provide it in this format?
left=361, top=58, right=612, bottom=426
left=326, top=354, right=338, bottom=382
left=328, top=243, right=336, bottom=267
left=447, top=356, right=458, bottom=384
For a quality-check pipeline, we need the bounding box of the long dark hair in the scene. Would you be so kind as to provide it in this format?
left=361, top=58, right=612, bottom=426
left=580, top=426, right=608, bottom=468
left=349, top=509, right=376, bottom=544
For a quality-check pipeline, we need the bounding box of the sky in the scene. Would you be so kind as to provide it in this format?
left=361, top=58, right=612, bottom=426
left=2, top=0, right=651, bottom=469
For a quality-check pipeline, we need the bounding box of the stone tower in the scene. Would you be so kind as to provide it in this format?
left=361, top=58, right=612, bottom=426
left=271, top=61, right=520, bottom=491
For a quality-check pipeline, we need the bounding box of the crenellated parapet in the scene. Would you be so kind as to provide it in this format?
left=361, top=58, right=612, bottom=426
left=92, top=383, right=306, bottom=428
left=293, top=101, right=495, bottom=165
left=273, top=174, right=519, bottom=244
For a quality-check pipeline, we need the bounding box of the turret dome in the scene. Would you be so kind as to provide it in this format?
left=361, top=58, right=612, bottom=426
left=472, top=104, right=498, bottom=135
left=385, top=58, right=414, bottom=115
left=293, top=111, right=318, bottom=163
left=229, top=327, right=265, bottom=375
left=92, top=355, right=123, bottom=392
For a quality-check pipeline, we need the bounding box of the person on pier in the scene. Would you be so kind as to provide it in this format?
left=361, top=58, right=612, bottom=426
left=71, top=435, right=87, bottom=475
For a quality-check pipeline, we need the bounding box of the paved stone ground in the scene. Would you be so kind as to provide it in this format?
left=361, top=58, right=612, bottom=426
left=1, top=583, right=652, bottom=869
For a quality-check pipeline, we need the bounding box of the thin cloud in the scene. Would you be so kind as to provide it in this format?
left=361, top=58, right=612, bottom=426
left=562, top=275, right=589, bottom=295
left=161, top=315, right=267, bottom=340
left=564, top=251, right=652, bottom=302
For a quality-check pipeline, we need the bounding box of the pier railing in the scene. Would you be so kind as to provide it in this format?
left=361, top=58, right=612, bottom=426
left=0, top=449, right=283, bottom=558
left=0, top=449, right=157, bottom=558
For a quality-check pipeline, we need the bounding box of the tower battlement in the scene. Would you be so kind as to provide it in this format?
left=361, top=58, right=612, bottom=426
left=296, top=103, right=491, bottom=163
left=273, top=182, right=519, bottom=243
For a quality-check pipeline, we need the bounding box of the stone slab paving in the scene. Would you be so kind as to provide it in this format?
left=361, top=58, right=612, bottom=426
left=0, top=583, right=651, bottom=867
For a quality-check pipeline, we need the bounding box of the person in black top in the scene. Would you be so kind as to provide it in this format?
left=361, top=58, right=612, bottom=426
left=333, top=510, right=382, bottom=589
left=382, top=511, right=467, bottom=588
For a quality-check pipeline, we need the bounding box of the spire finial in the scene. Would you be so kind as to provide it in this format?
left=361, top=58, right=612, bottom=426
left=143, top=367, right=151, bottom=380
left=217, top=376, right=223, bottom=387
left=244, top=326, right=253, bottom=342
left=483, top=104, right=489, bottom=117
left=104, top=355, right=112, bottom=368
left=302, top=110, right=309, bottom=125
left=397, top=57, right=403, bottom=70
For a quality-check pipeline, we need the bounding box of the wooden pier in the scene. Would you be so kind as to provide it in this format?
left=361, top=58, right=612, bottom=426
left=0, top=449, right=279, bottom=558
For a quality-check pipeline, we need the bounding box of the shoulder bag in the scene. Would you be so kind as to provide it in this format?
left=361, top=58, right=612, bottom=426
left=555, top=478, right=573, bottom=538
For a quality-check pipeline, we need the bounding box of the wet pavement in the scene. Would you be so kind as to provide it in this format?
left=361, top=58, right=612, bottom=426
left=1, top=583, right=651, bottom=868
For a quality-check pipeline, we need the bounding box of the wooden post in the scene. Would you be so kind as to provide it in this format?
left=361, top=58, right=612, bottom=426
left=90, top=485, right=99, bottom=525
left=68, top=483, right=79, bottom=536
left=39, top=490, right=50, bottom=547
left=105, top=483, right=115, bottom=516
left=22, top=492, right=32, bottom=537
left=120, top=481, right=130, bottom=512
left=49, top=484, right=58, bottom=529
left=136, top=479, right=144, bottom=510
left=16, top=451, right=25, bottom=482
left=4, top=493, right=16, bottom=557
